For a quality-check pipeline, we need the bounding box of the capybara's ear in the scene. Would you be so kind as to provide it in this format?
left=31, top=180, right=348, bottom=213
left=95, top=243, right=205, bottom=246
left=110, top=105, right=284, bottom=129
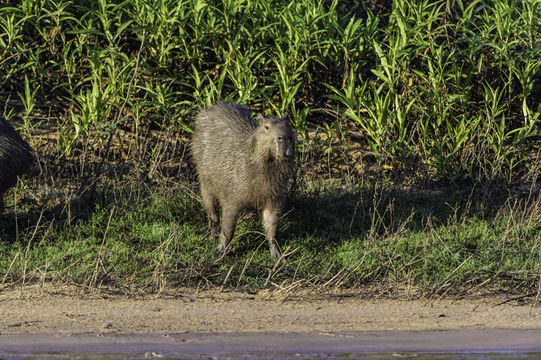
left=282, top=114, right=289, bottom=123
left=256, top=113, right=265, bottom=124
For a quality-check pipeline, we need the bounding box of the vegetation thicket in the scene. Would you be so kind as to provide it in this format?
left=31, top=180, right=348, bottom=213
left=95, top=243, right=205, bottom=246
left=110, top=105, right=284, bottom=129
left=0, top=0, right=540, bottom=295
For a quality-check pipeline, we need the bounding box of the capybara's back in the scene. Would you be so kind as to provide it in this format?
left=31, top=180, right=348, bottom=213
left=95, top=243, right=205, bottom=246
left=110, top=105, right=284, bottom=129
left=191, top=102, right=295, bottom=260
left=191, top=103, right=258, bottom=201
left=0, top=117, right=33, bottom=199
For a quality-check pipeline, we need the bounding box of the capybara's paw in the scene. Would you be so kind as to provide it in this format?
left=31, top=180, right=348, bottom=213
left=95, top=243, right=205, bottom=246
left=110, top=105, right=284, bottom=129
left=269, top=242, right=282, bottom=262
left=214, top=243, right=229, bottom=260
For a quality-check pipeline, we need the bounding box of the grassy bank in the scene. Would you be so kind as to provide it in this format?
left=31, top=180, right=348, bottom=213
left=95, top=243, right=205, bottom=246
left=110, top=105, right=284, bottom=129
left=0, top=0, right=540, bottom=295
left=1, top=179, right=540, bottom=295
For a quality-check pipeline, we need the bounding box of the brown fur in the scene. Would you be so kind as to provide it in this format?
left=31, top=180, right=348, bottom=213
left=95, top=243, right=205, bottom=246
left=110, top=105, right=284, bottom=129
left=191, top=103, right=295, bottom=260
left=0, top=117, right=33, bottom=209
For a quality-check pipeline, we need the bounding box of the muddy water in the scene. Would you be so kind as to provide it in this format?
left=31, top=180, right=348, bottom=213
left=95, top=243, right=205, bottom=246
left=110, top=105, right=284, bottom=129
left=1, top=352, right=541, bottom=359
left=1, top=329, right=541, bottom=359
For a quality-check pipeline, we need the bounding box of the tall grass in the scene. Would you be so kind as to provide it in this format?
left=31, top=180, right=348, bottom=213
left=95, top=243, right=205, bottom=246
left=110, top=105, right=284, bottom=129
left=1, top=180, right=540, bottom=294
left=0, top=0, right=538, bottom=182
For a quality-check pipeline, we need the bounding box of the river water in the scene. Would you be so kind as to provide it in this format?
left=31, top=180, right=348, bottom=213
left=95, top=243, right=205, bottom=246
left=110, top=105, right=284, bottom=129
left=1, top=329, right=540, bottom=359
left=1, top=351, right=541, bottom=359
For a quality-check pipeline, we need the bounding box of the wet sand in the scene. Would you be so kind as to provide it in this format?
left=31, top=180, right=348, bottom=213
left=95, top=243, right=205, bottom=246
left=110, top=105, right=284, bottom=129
left=1, top=329, right=541, bottom=354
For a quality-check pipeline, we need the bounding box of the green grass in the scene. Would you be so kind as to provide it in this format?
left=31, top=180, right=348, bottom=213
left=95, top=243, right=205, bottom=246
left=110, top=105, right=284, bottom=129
left=1, top=179, right=539, bottom=294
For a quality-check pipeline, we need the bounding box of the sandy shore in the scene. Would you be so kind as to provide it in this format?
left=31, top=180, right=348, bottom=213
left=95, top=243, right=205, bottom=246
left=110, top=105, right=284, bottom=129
left=1, top=283, right=540, bottom=354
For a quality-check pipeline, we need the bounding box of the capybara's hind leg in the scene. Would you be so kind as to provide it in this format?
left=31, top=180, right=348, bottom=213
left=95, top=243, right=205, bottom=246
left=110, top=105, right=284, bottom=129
left=215, top=205, right=238, bottom=257
left=200, top=183, right=220, bottom=238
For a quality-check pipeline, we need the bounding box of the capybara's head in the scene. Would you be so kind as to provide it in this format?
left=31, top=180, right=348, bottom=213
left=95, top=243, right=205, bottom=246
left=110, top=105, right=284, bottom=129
left=256, top=114, right=294, bottom=161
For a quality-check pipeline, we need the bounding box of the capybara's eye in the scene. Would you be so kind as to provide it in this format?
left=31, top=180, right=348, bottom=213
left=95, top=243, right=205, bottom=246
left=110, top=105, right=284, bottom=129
left=265, top=125, right=269, bottom=130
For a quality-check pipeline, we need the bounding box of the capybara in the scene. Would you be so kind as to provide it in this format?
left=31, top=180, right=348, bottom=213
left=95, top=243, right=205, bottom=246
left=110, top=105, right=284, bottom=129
left=191, top=103, right=295, bottom=260
left=0, top=117, right=33, bottom=209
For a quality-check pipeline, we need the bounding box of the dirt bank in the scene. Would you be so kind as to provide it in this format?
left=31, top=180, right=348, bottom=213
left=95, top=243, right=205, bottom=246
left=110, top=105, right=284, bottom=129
left=1, top=283, right=540, bottom=336
left=1, top=284, right=541, bottom=354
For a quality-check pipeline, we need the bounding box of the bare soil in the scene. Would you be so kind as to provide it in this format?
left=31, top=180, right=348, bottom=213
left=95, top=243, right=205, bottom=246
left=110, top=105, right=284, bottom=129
left=1, top=283, right=540, bottom=336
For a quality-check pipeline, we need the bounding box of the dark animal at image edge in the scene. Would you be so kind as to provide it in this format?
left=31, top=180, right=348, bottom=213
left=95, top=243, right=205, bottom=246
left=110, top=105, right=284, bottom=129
left=0, top=117, right=33, bottom=211
left=191, top=103, right=295, bottom=260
